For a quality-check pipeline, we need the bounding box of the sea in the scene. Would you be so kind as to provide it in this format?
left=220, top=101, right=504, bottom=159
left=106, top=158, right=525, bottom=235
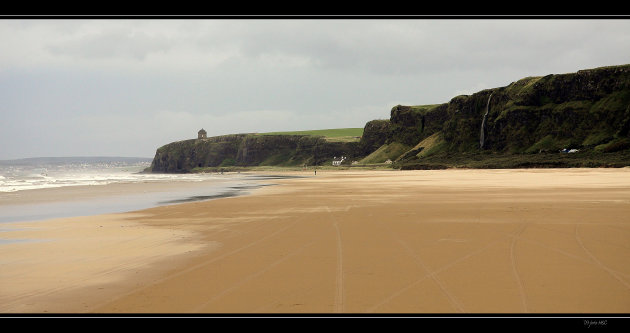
left=0, top=156, right=156, bottom=193
left=0, top=156, right=302, bottom=225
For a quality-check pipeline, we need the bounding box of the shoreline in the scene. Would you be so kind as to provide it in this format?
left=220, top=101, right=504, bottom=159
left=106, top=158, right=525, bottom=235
left=1, top=168, right=629, bottom=313
left=0, top=172, right=306, bottom=224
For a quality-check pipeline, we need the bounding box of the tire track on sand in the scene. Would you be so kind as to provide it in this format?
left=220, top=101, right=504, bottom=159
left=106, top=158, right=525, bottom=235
left=575, top=224, right=630, bottom=290
left=252, top=205, right=346, bottom=313
left=510, top=224, right=529, bottom=313
left=0, top=259, right=149, bottom=312
left=90, top=221, right=297, bottom=311
left=396, top=238, right=467, bottom=313
left=326, top=205, right=345, bottom=313
left=191, top=241, right=316, bottom=312
left=366, top=227, right=523, bottom=313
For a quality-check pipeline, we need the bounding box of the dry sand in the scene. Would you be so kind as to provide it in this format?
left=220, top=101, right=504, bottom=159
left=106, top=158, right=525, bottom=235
left=1, top=168, right=630, bottom=313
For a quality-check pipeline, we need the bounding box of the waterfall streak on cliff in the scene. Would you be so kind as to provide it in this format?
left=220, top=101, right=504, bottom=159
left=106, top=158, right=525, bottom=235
left=480, top=93, right=493, bottom=149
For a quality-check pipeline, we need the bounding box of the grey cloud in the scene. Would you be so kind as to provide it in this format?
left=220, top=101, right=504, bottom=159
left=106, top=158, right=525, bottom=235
left=46, top=27, right=172, bottom=61
left=2, top=19, right=630, bottom=160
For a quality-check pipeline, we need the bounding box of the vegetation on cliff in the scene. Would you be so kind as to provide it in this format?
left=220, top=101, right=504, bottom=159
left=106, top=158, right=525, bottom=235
left=150, top=133, right=363, bottom=173
left=390, top=64, right=630, bottom=169
left=258, top=128, right=363, bottom=142
left=149, top=64, right=630, bottom=173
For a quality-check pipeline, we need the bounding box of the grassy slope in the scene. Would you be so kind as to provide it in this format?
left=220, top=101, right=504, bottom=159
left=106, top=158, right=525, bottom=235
left=257, top=128, right=364, bottom=142
left=413, top=132, right=444, bottom=158
left=359, top=142, right=411, bottom=164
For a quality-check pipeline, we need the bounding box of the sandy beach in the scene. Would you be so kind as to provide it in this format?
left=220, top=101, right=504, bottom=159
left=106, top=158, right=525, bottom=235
left=1, top=168, right=630, bottom=314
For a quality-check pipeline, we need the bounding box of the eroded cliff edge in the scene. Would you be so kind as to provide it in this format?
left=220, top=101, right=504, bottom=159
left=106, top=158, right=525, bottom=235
left=149, top=64, right=630, bottom=172
left=149, top=134, right=364, bottom=173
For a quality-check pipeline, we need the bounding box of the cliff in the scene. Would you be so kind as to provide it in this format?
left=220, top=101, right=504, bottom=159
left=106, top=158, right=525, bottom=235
left=376, top=64, right=630, bottom=168
left=150, top=133, right=363, bottom=173
left=149, top=64, right=630, bottom=172
left=358, top=119, right=390, bottom=155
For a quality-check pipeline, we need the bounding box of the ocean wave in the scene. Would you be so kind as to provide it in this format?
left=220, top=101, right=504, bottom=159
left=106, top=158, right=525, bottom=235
left=0, top=160, right=223, bottom=193
left=0, top=172, right=221, bottom=192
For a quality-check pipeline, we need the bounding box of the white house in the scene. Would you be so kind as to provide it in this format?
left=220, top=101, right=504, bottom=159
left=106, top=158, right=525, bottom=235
left=332, top=156, right=346, bottom=166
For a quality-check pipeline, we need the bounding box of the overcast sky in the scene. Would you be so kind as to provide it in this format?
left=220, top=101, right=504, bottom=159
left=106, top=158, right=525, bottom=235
left=1, top=19, right=629, bottom=159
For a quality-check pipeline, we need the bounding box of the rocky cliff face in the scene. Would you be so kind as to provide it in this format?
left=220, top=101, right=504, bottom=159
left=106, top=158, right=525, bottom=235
left=388, top=65, right=630, bottom=158
left=359, top=119, right=390, bottom=155
left=387, top=103, right=450, bottom=147
left=150, top=64, right=630, bottom=172
left=150, top=134, right=246, bottom=173
left=150, top=133, right=362, bottom=173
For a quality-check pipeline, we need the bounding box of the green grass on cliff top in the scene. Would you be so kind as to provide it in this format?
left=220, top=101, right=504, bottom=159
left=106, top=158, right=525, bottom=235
left=408, top=104, right=442, bottom=112
left=257, top=128, right=364, bottom=142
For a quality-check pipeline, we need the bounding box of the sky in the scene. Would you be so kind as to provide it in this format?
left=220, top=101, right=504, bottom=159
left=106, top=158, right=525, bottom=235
left=1, top=19, right=629, bottom=159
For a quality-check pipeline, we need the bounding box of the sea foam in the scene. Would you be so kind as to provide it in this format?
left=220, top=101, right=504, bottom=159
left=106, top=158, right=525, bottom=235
left=0, top=157, right=214, bottom=192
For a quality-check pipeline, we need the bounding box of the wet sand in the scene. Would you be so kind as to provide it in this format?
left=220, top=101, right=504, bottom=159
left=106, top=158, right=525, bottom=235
left=1, top=168, right=630, bottom=313
left=0, top=174, right=284, bottom=223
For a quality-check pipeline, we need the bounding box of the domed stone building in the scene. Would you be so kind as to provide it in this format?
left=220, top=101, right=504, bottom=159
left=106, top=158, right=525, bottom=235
left=198, top=128, right=207, bottom=139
